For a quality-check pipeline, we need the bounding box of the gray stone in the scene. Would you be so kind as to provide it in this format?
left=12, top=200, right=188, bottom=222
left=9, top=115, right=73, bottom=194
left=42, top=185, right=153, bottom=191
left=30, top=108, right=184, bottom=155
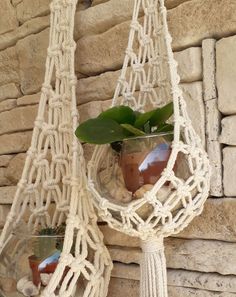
left=108, top=238, right=236, bottom=275
left=0, top=155, right=14, bottom=167
left=17, top=92, right=40, bottom=106
left=0, top=99, right=17, bottom=113
left=0, top=83, right=21, bottom=102
left=0, top=0, right=18, bottom=35
left=0, top=105, right=38, bottom=135
left=77, top=47, right=202, bottom=105
left=0, top=186, right=17, bottom=204
left=223, top=147, right=236, bottom=196
left=16, top=28, right=49, bottom=94
left=220, top=116, right=236, bottom=145
left=0, top=131, right=32, bottom=155
left=16, top=0, right=50, bottom=24
left=5, top=153, right=26, bottom=184
left=0, top=15, right=50, bottom=51
left=112, top=263, right=236, bottom=293
left=0, top=46, right=20, bottom=86
left=216, top=35, right=236, bottom=114
left=202, top=39, right=217, bottom=101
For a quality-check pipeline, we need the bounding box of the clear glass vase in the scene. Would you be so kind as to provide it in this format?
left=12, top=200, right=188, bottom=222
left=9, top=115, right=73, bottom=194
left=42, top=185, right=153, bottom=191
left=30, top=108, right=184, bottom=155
left=120, top=133, right=173, bottom=193
left=0, top=227, right=67, bottom=297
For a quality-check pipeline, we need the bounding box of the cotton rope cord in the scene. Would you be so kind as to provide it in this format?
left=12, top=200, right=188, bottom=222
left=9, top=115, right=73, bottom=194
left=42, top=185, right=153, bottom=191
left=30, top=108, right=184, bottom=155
left=0, top=0, right=112, bottom=296
left=87, top=0, right=211, bottom=296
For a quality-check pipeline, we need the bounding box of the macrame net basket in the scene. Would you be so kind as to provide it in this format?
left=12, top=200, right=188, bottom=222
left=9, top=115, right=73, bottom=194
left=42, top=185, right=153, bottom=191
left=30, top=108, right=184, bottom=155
left=0, top=0, right=112, bottom=296
left=88, top=1, right=211, bottom=297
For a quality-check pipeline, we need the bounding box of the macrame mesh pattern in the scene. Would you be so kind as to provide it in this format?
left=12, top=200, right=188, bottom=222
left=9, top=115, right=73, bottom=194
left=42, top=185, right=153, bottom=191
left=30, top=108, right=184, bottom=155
left=0, top=0, right=112, bottom=296
left=88, top=0, right=211, bottom=241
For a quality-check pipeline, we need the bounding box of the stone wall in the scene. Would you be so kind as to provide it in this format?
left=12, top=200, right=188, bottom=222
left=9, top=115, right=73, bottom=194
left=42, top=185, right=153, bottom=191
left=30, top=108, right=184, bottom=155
left=0, top=0, right=236, bottom=296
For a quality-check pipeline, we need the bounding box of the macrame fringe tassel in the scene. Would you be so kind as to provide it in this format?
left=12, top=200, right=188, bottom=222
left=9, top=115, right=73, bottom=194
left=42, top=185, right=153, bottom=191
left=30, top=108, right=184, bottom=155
left=140, top=237, right=168, bottom=297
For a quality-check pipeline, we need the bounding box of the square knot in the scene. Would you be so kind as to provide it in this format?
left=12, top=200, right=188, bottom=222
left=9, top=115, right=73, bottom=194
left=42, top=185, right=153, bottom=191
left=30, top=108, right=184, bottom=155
left=25, top=184, right=36, bottom=194
left=130, top=20, right=140, bottom=31
left=132, top=63, right=144, bottom=73
left=52, top=154, right=66, bottom=164
left=60, top=253, right=74, bottom=266
left=123, top=91, right=134, bottom=101
left=153, top=27, right=163, bottom=37
left=71, top=258, right=85, bottom=272
left=177, top=184, right=190, bottom=197
left=33, top=156, right=47, bottom=168
left=59, top=122, right=71, bottom=133
left=33, top=207, right=47, bottom=217
left=43, top=179, right=57, bottom=190
left=47, top=46, right=60, bottom=57
left=125, top=48, right=136, bottom=59
left=41, top=123, right=56, bottom=135
left=140, top=34, right=152, bottom=46
left=144, top=5, right=156, bottom=15
left=57, top=201, right=69, bottom=212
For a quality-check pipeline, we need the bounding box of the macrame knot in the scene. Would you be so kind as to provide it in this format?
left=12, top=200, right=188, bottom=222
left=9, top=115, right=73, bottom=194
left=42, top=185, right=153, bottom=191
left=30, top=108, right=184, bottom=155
left=60, top=253, right=74, bottom=266
left=140, top=83, right=153, bottom=93
left=130, top=20, right=140, bottom=31
left=132, top=63, right=144, bottom=73
left=144, top=5, right=155, bottom=15
left=141, top=237, right=164, bottom=253
left=33, top=207, right=47, bottom=217
left=140, top=34, right=152, bottom=46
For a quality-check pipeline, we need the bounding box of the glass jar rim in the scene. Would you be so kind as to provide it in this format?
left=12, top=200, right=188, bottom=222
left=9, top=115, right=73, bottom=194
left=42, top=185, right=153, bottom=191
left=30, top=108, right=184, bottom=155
left=122, top=131, right=174, bottom=142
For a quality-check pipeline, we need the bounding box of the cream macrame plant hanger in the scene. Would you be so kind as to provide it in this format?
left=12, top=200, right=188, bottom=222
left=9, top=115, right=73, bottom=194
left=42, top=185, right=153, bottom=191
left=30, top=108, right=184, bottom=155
left=88, top=1, right=211, bottom=297
left=0, top=0, right=112, bottom=296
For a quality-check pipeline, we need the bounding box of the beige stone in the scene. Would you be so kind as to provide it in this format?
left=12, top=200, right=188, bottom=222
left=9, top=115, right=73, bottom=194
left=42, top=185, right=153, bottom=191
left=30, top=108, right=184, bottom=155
left=100, top=198, right=236, bottom=243
left=5, top=153, right=26, bottom=184
left=91, top=0, right=108, bottom=6
left=0, top=168, right=11, bottom=186
left=202, top=39, right=217, bottom=101
left=109, top=238, right=236, bottom=275
left=0, top=131, right=32, bottom=155
left=0, top=186, right=17, bottom=204
left=0, top=15, right=50, bottom=51
left=78, top=100, right=103, bottom=123
left=180, top=82, right=205, bottom=145
left=0, top=155, right=14, bottom=167
left=16, top=0, right=50, bottom=24
left=205, top=99, right=221, bottom=142
left=0, top=83, right=21, bottom=102
left=17, top=92, right=40, bottom=106
left=0, top=46, right=20, bottom=86
left=77, top=47, right=202, bottom=105
left=223, top=147, right=236, bottom=196
left=112, top=263, right=236, bottom=293
left=0, top=105, right=37, bottom=135
left=0, top=0, right=18, bottom=35
left=16, top=28, right=49, bottom=95
left=108, top=277, right=236, bottom=297
left=0, top=205, right=11, bottom=228
left=0, top=99, right=17, bottom=113
left=216, top=35, right=236, bottom=115
left=220, top=115, right=236, bottom=145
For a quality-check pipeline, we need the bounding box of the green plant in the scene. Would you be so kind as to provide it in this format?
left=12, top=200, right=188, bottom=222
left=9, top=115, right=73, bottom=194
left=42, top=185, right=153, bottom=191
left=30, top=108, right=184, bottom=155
left=33, top=225, right=65, bottom=260
left=75, top=103, right=174, bottom=147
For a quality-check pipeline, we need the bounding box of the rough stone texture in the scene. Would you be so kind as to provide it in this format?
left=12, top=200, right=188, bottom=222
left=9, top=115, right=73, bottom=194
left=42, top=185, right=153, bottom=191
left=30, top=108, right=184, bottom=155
left=5, top=153, right=25, bottom=184
left=216, top=35, right=236, bottom=115
left=0, top=205, right=11, bottom=228
left=0, top=46, right=20, bottom=86
left=0, top=0, right=18, bottom=35
left=206, top=140, right=223, bottom=197
left=16, top=28, right=49, bottom=94
left=109, top=238, right=236, bottom=275
left=202, top=39, right=217, bottom=101
left=0, top=105, right=38, bottom=135
left=0, top=83, right=21, bottom=102
left=0, top=15, right=50, bottom=51
left=0, top=156, right=14, bottom=168
left=0, top=168, right=11, bottom=186
left=77, top=47, right=202, bottom=105
left=16, top=0, right=50, bottom=24
left=223, top=147, right=236, bottom=197
left=205, top=99, right=221, bottom=142
left=17, top=92, right=40, bottom=106
left=180, top=82, right=205, bottom=145
left=220, top=116, right=236, bottom=145
left=100, top=198, right=236, bottom=243
left=0, top=131, right=32, bottom=155
left=0, top=186, right=17, bottom=204
left=108, top=277, right=236, bottom=297
left=0, top=99, right=17, bottom=113
left=112, top=263, right=236, bottom=293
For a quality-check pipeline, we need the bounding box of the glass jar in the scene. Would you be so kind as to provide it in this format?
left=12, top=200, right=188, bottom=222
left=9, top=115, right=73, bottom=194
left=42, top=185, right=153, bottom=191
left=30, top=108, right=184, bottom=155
left=0, top=227, right=68, bottom=297
left=120, top=133, right=173, bottom=193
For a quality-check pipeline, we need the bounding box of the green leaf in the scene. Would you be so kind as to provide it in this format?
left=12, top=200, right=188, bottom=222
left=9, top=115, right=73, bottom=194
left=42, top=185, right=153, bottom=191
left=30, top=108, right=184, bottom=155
left=75, top=118, right=127, bottom=144
left=155, top=123, right=174, bottom=133
left=121, top=124, right=146, bottom=136
left=98, top=105, right=136, bottom=124
left=149, top=102, right=174, bottom=127
left=134, top=110, right=155, bottom=128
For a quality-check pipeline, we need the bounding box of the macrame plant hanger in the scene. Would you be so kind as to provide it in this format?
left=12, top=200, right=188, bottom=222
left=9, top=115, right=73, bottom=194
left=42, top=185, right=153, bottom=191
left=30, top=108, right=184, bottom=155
left=88, top=1, right=211, bottom=297
left=0, top=0, right=112, bottom=296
